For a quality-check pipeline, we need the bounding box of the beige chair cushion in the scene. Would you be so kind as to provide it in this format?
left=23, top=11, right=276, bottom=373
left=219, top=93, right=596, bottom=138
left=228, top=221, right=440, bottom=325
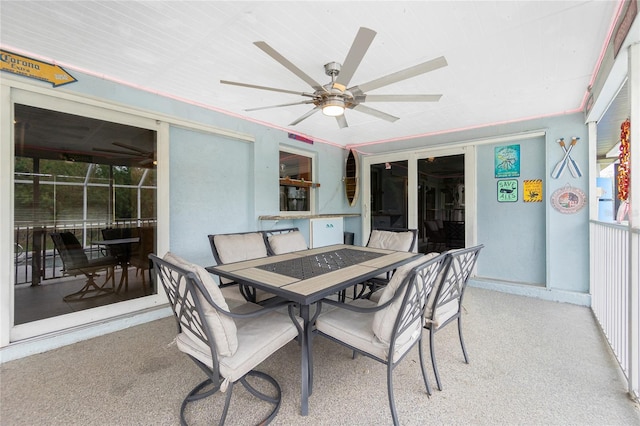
left=176, top=310, right=301, bottom=382
left=371, top=255, right=429, bottom=346
left=424, top=298, right=459, bottom=329
left=213, top=232, right=268, bottom=286
left=368, top=230, right=415, bottom=252
left=213, top=233, right=268, bottom=264
left=317, top=255, right=437, bottom=362
left=424, top=248, right=464, bottom=328
left=268, top=231, right=308, bottom=254
left=369, top=252, right=440, bottom=304
left=315, top=299, right=418, bottom=363
left=366, top=230, right=417, bottom=282
left=163, top=252, right=238, bottom=357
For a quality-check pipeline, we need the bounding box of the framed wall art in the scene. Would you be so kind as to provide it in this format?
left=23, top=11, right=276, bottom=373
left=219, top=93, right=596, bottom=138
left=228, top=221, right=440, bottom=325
left=495, top=144, right=520, bottom=178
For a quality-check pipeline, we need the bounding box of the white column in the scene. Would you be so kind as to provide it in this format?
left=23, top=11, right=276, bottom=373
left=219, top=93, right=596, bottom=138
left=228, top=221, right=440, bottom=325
left=588, top=121, right=597, bottom=299
left=0, top=84, right=13, bottom=347
left=627, top=41, right=639, bottom=399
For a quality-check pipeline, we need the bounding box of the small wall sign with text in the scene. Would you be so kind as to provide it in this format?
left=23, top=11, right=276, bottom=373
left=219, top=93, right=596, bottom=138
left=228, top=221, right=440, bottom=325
left=0, top=49, right=77, bottom=87
left=497, top=179, right=518, bottom=202
left=523, top=179, right=543, bottom=202
left=495, top=144, right=520, bottom=178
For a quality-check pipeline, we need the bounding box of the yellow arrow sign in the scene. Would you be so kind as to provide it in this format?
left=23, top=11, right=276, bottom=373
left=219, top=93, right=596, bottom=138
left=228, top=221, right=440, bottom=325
left=1, top=50, right=76, bottom=87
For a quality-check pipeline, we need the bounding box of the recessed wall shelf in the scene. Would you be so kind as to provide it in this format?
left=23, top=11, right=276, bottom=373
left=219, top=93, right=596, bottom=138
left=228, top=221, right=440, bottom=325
left=279, top=178, right=320, bottom=188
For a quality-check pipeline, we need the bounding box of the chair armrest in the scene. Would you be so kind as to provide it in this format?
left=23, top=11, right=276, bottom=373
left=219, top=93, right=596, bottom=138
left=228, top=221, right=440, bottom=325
left=320, top=289, right=402, bottom=313
left=192, top=276, right=295, bottom=320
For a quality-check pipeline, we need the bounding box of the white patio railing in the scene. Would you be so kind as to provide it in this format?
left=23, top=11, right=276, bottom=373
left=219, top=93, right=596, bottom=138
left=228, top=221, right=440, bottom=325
left=591, top=220, right=640, bottom=401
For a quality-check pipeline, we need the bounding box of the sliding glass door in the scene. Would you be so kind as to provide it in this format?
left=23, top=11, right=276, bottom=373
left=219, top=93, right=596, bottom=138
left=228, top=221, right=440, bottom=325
left=370, top=161, right=408, bottom=230
left=363, top=148, right=472, bottom=253
left=5, top=87, right=168, bottom=342
left=14, top=103, right=158, bottom=324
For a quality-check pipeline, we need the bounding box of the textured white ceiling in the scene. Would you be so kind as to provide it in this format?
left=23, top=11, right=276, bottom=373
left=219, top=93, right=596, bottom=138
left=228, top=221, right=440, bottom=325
left=0, top=1, right=625, bottom=148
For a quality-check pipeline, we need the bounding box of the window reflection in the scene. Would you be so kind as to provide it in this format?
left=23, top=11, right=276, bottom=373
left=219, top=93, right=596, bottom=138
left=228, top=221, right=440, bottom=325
left=13, top=104, right=157, bottom=324
left=279, top=149, right=313, bottom=212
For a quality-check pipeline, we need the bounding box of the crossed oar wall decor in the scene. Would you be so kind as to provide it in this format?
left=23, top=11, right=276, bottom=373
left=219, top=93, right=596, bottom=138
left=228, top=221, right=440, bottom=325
left=551, top=137, right=582, bottom=179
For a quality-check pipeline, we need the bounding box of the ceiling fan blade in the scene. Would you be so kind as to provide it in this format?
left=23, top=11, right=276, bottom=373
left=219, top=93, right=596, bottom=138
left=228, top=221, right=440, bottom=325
left=334, top=27, right=376, bottom=88
left=351, top=104, right=399, bottom=122
left=112, top=141, right=149, bottom=155
left=361, top=94, right=442, bottom=102
left=245, top=100, right=316, bottom=112
left=220, top=80, right=315, bottom=97
left=93, top=147, right=142, bottom=156
left=354, top=56, right=448, bottom=94
left=41, top=121, right=90, bottom=131
left=254, top=41, right=327, bottom=93
left=289, top=107, right=321, bottom=126
left=336, top=114, right=348, bottom=129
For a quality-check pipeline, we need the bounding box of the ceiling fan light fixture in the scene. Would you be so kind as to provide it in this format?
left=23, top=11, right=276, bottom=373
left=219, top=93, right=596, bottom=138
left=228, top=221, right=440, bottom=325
left=322, top=96, right=345, bottom=117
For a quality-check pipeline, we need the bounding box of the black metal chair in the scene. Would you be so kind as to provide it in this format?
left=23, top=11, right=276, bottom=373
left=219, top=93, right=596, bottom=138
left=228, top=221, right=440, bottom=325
left=443, top=220, right=465, bottom=249
left=127, top=226, right=155, bottom=294
left=50, top=231, right=118, bottom=301
left=100, top=227, right=133, bottom=290
left=425, top=220, right=447, bottom=252
left=150, top=252, right=301, bottom=425
left=315, top=253, right=448, bottom=426
left=424, top=244, right=484, bottom=390
left=101, top=227, right=133, bottom=259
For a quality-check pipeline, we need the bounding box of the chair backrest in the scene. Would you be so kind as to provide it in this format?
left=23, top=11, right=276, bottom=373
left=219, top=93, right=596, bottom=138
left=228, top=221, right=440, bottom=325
left=425, top=220, right=445, bottom=237
left=371, top=253, right=447, bottom=349
left=150, top=252, right=238, bottom=373
left=425, top=244, right=484, bottom=328
left=264, top=227, right=307, bottom=255
left=367, top=227, right=418, bottom=253
left=101, top=227, right=133, bottom=259
left=101, top=227, right=133, bottom=240
left=208, top=231, right=269, bottom=285
left=208, top=231, right=268, bottom=265
left=131, top=226, right=155, bottom=266
left=50, top=232, right=89, bottom=270
left=425, top=220, right=439, bottom=232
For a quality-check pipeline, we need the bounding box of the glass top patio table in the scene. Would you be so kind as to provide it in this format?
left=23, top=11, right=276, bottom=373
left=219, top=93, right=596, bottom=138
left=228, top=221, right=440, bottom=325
left=206, top=243, right=421, bottom=416
left=92, top=237, right=140, bottom=292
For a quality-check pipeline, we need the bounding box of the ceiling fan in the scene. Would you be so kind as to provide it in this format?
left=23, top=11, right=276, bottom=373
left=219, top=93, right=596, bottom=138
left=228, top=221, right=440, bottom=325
left=221, top=27, right=447, bottom=129
left=93, top=141, right=155, bottom=166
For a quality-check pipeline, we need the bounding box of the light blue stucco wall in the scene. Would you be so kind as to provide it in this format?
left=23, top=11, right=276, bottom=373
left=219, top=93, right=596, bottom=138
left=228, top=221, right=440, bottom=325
left=543, top=114, right=590, bottom=294
left=357, top=113, right=590, bottom=301
left=476, top=135, right=547, bottom=286
left=474, top=116, right=590, bottom=296
left=169, top=127, right=255, bottom=266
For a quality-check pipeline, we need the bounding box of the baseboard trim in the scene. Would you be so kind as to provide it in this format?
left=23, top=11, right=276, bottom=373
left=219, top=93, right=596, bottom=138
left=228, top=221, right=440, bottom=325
left=0, top=305, right=172, bottom=364
left=469, top=278, right=591, bottom=306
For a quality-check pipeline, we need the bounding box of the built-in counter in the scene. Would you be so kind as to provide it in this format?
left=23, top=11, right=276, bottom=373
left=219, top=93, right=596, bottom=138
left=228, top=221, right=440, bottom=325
left=259, top=214, right=361, bottom=247
left=258, top=213, right=360, bottom=220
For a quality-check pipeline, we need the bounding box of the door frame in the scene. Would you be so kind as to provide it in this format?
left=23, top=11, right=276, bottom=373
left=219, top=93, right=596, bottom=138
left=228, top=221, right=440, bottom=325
left=1, top=81, right=170, bottom=346
left=362, top=146, right=476, bottom=248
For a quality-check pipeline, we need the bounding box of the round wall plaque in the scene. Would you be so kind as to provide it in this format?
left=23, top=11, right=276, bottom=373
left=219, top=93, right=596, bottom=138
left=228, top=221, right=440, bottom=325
left=550, top=185, right=586, bottom=214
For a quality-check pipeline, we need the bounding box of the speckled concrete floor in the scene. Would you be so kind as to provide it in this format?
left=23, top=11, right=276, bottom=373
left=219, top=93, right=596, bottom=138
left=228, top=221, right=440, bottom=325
left=2, top=287, right=639, bottom=425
